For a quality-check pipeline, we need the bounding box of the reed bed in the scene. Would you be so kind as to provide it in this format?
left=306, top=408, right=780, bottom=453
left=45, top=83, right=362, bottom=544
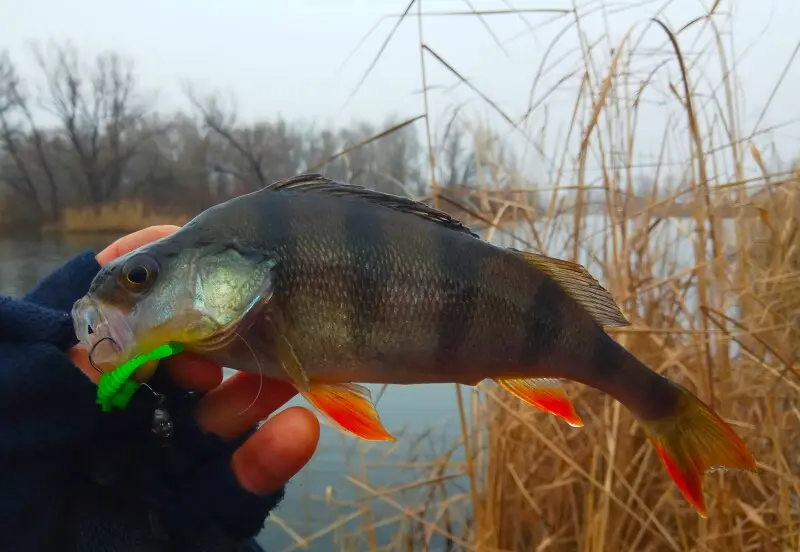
left=267, top=173, right=800, bottom=552
left=49, top=200, right=192, bottom=234
left=261, top=2, right=799, bottom=551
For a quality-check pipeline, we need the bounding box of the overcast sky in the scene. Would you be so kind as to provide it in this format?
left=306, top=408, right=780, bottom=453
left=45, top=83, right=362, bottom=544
left=1, top=0, right=798, bottom=182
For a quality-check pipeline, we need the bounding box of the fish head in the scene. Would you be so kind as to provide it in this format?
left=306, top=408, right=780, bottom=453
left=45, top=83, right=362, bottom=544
left=72, top=235, right=279, bottom=381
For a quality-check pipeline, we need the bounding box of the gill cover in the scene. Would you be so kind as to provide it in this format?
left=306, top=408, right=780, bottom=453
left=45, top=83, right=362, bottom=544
left=74, top=241, right=279, bottom=367
left=140, top=242, right=279, bottom=353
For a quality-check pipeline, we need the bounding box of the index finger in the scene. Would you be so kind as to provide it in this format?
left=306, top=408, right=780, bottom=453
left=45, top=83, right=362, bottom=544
left=163, top=352, right=224, bottom=392
left=68, top=345, right=223, bottom=394
left=96, top=225, right=181, bottom=266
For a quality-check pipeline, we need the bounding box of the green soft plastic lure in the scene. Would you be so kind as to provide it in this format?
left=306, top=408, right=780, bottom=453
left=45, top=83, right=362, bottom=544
left=96, top=341, right=185, bottom=412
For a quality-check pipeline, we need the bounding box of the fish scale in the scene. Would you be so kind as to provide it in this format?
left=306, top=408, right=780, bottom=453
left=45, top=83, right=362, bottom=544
left=72, top=172, right=758, bottom=519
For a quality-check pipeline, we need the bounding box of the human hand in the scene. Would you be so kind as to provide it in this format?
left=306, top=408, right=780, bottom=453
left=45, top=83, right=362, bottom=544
left=68, top=225, right=320, bottom=497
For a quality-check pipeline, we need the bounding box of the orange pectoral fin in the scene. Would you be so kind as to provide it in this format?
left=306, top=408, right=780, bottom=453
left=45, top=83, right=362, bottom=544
left=494, top=377, right=584, bottom=427
left=299, top=382, right=396, bottom=442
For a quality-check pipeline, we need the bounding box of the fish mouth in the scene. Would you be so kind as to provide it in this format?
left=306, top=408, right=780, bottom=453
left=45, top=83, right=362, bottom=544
left=72, top=296, right=137, bottom=373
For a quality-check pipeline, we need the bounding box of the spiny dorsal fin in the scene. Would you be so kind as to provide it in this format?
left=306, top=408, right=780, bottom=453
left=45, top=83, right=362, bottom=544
left=510, top=248, right=630, bottom=327
left=266, top=173, right=480, bottom=238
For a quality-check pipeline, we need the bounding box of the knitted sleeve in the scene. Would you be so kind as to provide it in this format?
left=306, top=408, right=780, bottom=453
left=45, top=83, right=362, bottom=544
left=0, top=250, right=283, bottom=550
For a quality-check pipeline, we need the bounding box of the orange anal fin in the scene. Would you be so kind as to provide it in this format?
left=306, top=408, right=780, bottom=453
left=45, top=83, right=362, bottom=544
left=494, top=377, right=584, bottom=427
left=642, top=384, right=757, bottom=518
left=300, top=382, right=396, bottom=442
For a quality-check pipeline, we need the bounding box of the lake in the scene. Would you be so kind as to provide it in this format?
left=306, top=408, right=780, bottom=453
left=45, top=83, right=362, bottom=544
left=0, top=233, right=472, bottom=551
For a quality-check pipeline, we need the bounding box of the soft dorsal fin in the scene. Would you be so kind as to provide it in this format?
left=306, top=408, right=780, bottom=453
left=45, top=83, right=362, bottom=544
left=510, top=248, right=630, bottom=327
left=266, top=173, right=480, bottom=238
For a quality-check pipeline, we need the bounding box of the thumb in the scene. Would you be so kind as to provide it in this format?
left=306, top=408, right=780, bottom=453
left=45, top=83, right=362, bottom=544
left=67, top=345, right=102, bottom=384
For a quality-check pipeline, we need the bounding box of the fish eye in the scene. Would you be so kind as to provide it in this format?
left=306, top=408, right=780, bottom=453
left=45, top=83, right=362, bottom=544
left=127, top=265, right=149, bottom=285
left=120, top=255, right=159, bottom=291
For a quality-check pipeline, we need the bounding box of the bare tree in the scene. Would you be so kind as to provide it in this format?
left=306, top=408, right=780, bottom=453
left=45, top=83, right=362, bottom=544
left=0, top=50, right=63, bottom=221
left=186, top=88, right=271, bottom=191
left=33, top=41, right=165, bottom=204
left=0, top=43, right=470, bottom=227
left=188, top=85, right=427, bottom=197
left=437, top=119, right=476, bottom=188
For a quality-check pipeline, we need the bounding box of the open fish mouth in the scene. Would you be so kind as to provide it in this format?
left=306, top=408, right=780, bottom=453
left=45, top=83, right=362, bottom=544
left=72, top=296, right=136, bottom=372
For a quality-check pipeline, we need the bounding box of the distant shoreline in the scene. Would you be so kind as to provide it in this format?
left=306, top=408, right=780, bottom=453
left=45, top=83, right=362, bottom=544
left=0, top=200, right=192, bottom=237
left=0, top=187, right=783, bottom=239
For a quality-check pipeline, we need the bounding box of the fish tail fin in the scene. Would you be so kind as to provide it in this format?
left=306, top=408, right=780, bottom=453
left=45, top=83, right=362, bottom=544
left=639, top=382, right=756, bottom=517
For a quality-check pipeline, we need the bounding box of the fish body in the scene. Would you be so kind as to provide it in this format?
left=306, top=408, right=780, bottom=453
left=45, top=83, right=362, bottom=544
left=193, top=184, right=606, bottom=384
left=73, top=173, right=756, bottom=517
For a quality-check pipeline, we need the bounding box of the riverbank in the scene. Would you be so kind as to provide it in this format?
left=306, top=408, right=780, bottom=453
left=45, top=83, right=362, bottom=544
left=47, top=200, right=192, bottom=234
left=0, top=201, right=189, bottom=236
left=1, top=177, right=792, bottom=239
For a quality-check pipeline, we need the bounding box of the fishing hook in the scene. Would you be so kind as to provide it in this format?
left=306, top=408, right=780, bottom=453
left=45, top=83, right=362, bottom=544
left=88, top=336, right=121, bottom=375
left=141, top=382, right=174, bottom=445
left=89, top=339, right=173, bottom=446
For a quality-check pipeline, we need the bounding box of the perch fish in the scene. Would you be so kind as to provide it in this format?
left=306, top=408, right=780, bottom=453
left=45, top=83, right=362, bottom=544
left=72, top=173, right=756, bottom=517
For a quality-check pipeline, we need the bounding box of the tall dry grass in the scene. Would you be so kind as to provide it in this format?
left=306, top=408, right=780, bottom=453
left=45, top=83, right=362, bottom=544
left=47, top=200, right=192, bottom=233
left=468, top=171, right=800, bottom=552
left=263, top=2, right=799, bottom=551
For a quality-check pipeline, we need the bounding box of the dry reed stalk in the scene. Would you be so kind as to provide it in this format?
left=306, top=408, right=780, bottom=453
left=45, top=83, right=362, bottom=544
left=258, top=3, right=800, bottom=551
left=53, top=199, right=192, bottom=233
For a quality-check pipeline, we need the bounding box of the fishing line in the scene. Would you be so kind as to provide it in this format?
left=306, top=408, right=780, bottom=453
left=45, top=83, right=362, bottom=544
left=374, top=383, right=389, bottom=408
left=232, top=331, right=265, bottom=417
left=140, top=382, right=173, bottom=444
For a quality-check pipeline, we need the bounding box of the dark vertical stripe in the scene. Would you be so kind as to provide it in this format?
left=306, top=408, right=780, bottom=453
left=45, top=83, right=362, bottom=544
left=265, top=191, right=297, bottom=313
left=344, top=199, right=390, bottom=353
left=474, top=252, right=530, bottom=366
left=434, top=232, right=479, bottom=366
left=588, top=330, right=679, bottom=420
left=519, top=276, right=566, bottom=365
